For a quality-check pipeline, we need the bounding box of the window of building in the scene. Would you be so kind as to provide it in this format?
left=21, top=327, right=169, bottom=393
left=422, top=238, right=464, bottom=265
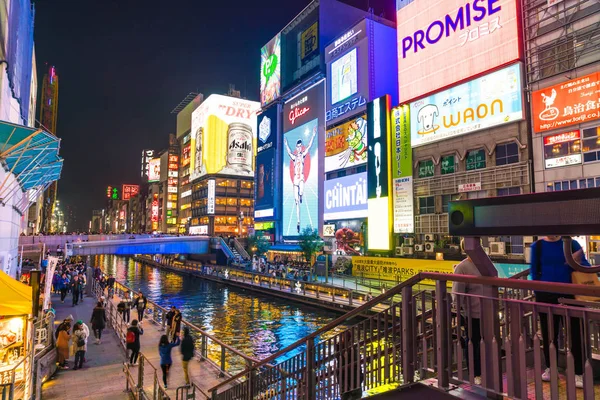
left=497, top=187, right=520, bottom=196
left=440, top=155, right=456, bottom=175
left=539, top=38, right=575, bottom=80
left=441, top=194, right=460, bottom=213
left=546, top=176, right=600, bottom=192
left=498, top=235, right=524, bottom=255
left=419, top=196, right=435, bottom=214
left=496, top=142, right=519, bottom=166
left=357, top=165, right=367, bottom=173
left=418, top=160, right=434, bottom=178
left=582, top=126, right=600, bottom=163
left=543, top=130, right=582, bottom=168
left=466, top=149, right=486, bottom=171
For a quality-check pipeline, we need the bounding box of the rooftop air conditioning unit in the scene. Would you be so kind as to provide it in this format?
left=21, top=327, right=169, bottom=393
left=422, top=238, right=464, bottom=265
left=490, top=242, right=506, bottom=256
left=404, top=237, right=414, bottom=246
left=395, top=247, right=403, bottom=256
left=424, top=234, right=435, bottom=242
left=403, top=247, right=414, bottom=255
left=425, top=242, right=435, bottom=253
left=414, top=244, right=425, bottom=252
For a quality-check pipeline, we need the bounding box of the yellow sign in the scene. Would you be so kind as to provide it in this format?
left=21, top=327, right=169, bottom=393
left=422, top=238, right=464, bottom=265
left=301, top=22, right=319, bottom=62
left=351, top=256, right=455, bottom=286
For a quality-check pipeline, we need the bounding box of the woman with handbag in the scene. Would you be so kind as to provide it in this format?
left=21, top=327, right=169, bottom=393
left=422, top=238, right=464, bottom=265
left=72, top=323, right=88, bottom=370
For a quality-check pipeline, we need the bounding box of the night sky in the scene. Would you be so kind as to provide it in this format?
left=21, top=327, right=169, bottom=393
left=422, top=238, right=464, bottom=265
left=33, top=0, right=393, bottom=231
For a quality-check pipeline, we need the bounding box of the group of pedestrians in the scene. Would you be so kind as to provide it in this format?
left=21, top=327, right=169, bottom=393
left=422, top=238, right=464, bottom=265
left=54, top=299, right=107, bottom=371
left=51, top=262, right=87, bottom=306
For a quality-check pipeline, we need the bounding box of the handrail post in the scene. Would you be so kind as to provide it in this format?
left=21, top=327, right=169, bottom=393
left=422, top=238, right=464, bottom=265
left=435, top=281, right=450, bottom=389
left=201, top=334, right=207, bottom=361
left=305, top=338, right=316, bottom=399
left=138, top=355, right=144, bottom=393
left=161, top=310, right=166, bottom=331
left=219, top=346, right=226, bottom=377
left=348, top=289, right=353, bottom=306
left=401, top=285, right=414, bottom=384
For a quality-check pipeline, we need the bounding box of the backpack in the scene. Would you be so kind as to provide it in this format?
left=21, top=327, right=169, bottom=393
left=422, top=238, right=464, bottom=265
left=126, top=330, right=135, bottom=344
left=117, top=302, right=125, bottom=313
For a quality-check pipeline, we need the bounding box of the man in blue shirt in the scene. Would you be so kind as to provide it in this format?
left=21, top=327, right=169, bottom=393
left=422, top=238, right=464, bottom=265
left=530, top=236, right=588, bottom=388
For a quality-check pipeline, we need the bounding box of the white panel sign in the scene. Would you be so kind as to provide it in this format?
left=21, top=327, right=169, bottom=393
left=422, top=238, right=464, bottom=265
left=207, top=179, right=215, bottom=215
left=393, top=177, right=414, bottom=233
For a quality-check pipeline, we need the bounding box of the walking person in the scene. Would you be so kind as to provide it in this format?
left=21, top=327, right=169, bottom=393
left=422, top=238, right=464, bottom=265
left=78, top=272, right=86, bottom=302
left=107, top=274, right=116, bottom=298
left=122, top=290, right=132, bottom=323
left=530, top=236, right=588, bottom=388
left=70, top=275, right=82, bottom=306
left=133, top=292, right=147, bottom=322
left=180, top=327, right=194, bottom=386
left=158, top=334, right=180, bottom=389
left=59, top=273, right=69, bottom=303
left=171, top=308, right=182, bottom=343
left=56, top=321, right=71, bottom=369
left=72, top=323, right=88, bottom=370
left=165, top=306, right=176, bottom=341
left=90, top=301, right=107, bottom=344
left=126, top=320, right=144, bottom=365
left=452, top=239, right=483, bottom=385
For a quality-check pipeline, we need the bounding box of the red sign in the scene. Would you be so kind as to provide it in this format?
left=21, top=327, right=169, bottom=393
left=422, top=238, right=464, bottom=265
left=544, top=130, right=580, bottom=146
left=122, top=184, right=140, bottom=200
left=289, top=106, right=310, bottom=125
left=106, top=186, right=112, bottom=198
left=169, top=155, right=179, bottom=163
left=151, top=194, right=159, bottom=222
left=532, top=72, right=600, bottom=133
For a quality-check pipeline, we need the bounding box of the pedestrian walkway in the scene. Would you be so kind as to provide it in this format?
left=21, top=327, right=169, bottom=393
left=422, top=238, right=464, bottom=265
left=41, top=292, right=129, bottom=400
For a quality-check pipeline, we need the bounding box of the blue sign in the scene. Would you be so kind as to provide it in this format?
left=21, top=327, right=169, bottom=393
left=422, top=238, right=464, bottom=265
left=257, top=104, right=279, bottom=153
left=324, top=173, right=368, bottom=221
left=255, top=149, right=275, bottom=212
left=326, top=95, right=367, bottom=123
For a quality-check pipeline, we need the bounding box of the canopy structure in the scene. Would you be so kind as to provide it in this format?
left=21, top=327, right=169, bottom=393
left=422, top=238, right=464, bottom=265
left=0, top=270, right=32, bottom=316
left=0, top=121, right=63, bottom=210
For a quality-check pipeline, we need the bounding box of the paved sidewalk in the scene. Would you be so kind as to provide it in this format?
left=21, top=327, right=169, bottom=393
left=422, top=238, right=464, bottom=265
left=42, top=292, right=129, bottom=400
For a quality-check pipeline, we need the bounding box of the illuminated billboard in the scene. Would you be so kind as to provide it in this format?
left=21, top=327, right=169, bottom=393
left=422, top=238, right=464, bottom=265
left=325, top=115, right=367, bottom=173
left=282, top=80, right=324, bottom=237
left=190, top=95, right=260, bottom=180
left=409, top=63, right=523, bottom=147
left=257, top=104, right=279, bottom=154
left=148, top=158, right=160, bottom=182
left=396, top=0, right=520, bottom=102
left=122, top=184, right=139, bottom=201
left=255, top=150, right=276, bottom=216
left=324, top=172, right=367, bottom=220
left=366, top=95, right=392, bottom=251
left=141, top=149, right=154, bottom=180
left=260, top=34, right=281, bottom=107
left=392, top=105, right=414, bottom=233
left=331, top=48, right=357, bottom=105
left=531, top=71, right=600, bottom=133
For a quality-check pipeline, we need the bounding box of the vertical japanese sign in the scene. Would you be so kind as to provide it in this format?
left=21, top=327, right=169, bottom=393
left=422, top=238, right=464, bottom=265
left=392, top=105, right=414, bottom=233
left=122, top=185, right=139, bottom=201
left=367, top=95, right=392, bottom=251
left=207, top=179, right=215, bottom=215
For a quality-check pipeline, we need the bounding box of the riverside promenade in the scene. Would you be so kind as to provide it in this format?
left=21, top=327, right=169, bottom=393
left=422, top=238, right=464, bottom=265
left=41, top=285, right=231, bottom=399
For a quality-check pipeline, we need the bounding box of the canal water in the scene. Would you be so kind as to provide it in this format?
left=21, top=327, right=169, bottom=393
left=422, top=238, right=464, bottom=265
left=92, top=255, right=349, bottom=365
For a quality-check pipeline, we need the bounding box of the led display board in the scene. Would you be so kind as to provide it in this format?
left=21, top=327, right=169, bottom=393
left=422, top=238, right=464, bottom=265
left=531, top=71, right=600, bottom=133
left=282, top=2, right=320, bottom=92
left=409, top=63, right=523, bottom=147
left=391, top=105, right=414, bottom=233
left=396, top=0, right=520, bottom=102
left=260, top=34, right=281, bottom=107
left=324, top=172, right=368, bottom=220
left=122, top=184, right=139, bottom=201
left=148, top=158, right=160, bottom=182
left=257, top=104, right=279, bottom=153
left=255, top=149, right=276, bottom=216
left=282, top=80, right=324, bottom=237
left=190, top=95, right=260, bottom=180
left=141, top=149, right=154, bottom=180
left=325, top=115, right=367, bottom=173
left=366, top=95, right=392, bottom=251
left=331, top=48, right=358, bottom=105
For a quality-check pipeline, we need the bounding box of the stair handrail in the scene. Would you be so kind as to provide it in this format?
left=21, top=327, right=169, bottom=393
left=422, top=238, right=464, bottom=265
left=232, top=237, right=250, bottom=260
left=208, top=271, right=600, bottom=394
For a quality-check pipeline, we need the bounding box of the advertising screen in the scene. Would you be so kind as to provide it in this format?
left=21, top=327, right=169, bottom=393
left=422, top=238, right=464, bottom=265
left=122, top=184, right=139, bottom=201
left=260, top=34, right=281, bottom=107
left=282, top=3, right=320, bottom=92
left=409, top=63, right=523, bottom=147
left=392, top=105, right=414, bottom=233
left=255, top=149, right=276, bottom=214
left=282, top=80, right=324, bottom=237
left=257, top=104, right=279, bottom=153
left=324, top=172, right=368, bottom=220
left=190, top=95, right=260, bottom=180
left=141, top=149, right=154, bottom=179
left=331, top=48, right=358, bottom=105
left=531, top=71, right=600, bottom=133
left=367, top=95, right=392, bottom=251
left=325, top=115, right=367, bottom=173
left=148, top=158, right=160, bottom=182
left=396, top=0, right=520, bottom=102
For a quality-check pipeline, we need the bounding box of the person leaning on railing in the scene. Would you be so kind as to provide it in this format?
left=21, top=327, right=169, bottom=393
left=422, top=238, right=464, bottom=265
left=529, top=236, right=587, bottom=388
left=451, top=239, right=483, bottom=385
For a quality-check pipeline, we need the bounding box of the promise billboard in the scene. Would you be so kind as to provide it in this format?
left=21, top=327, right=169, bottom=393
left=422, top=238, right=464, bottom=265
left=396, top=0, right=520, bottom=102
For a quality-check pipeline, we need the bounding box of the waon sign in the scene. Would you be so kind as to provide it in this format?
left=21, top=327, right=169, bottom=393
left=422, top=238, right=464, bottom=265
left=532, top=72, right=600, bottom=133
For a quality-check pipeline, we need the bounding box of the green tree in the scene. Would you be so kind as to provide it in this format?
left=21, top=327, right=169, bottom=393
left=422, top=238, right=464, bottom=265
left=246, top=234, right=270, bottom=257
left=298, top=227, right=323, bottom=265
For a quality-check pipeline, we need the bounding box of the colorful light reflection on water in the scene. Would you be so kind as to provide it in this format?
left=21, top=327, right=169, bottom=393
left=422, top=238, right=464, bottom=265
left=93, top=255, right=349, bottom=365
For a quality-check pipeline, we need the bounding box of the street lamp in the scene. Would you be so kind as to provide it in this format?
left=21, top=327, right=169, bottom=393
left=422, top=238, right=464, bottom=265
left=238, top=211, right=244, bottom=238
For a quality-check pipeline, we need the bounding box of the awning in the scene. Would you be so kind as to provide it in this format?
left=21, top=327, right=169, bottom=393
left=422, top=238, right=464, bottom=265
left=0, top=121, right=63, bottom=203
left=268, top=244, right=302, bottom=252
left=0, top=270, right=32, bottom=316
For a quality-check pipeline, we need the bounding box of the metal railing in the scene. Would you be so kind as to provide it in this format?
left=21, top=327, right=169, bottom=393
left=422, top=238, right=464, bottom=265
left=123, top=353, right=170, bottom=400
left=208, top=272, right=600, bottom=400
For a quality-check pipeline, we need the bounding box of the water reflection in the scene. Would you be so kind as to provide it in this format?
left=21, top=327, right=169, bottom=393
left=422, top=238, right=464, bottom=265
left=93, top=255, right=348, bottom=362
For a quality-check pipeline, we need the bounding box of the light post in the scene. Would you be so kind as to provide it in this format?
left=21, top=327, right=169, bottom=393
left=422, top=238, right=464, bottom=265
left=238, top=211, right=244, bottom=238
